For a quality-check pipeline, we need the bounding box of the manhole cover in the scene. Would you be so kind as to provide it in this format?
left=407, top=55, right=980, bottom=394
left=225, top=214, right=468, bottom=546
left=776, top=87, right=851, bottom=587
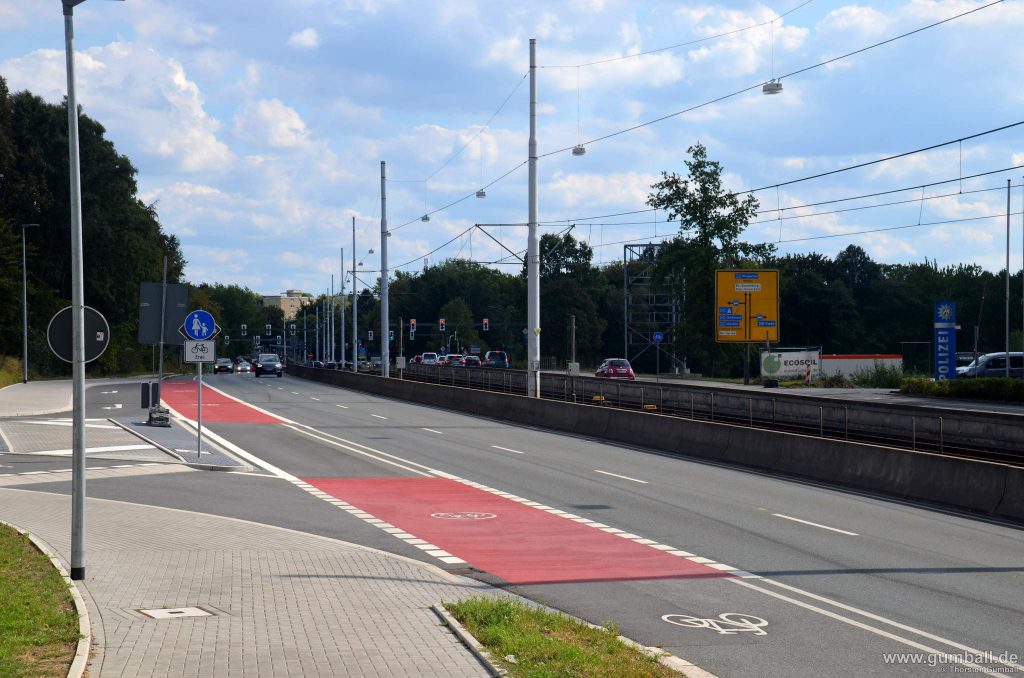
left=431, top=512, right=497, bottom=520
left=138, top=607, right=213, bottom=620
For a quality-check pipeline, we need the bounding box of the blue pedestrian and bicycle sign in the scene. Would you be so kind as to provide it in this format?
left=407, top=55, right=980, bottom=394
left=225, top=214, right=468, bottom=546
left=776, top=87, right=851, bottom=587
left=183, top=309, right=218, bottom=340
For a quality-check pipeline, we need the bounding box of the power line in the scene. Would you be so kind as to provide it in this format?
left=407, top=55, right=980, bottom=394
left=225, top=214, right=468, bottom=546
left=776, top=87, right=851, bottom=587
left=541, top=0, right=816, bottom=69
left=769, top=211, right=1021, bottom=245
left=538, top=0, right=1005, bottom=158
left=392, top=223, right=477, bottom=271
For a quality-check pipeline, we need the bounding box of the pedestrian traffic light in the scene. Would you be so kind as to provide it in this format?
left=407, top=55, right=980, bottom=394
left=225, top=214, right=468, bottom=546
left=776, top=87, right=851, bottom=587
left=225, top=335, right=231, bottom=343
left=369, top=330, right=374, bottom=341
left=265, top=323, right=271, bottom=336
left=241, top=324, right=247, bottom=336
left=482, top=318, right=489, bottom=332
left=439, top=318, right=446, bottom=332
left=389, top=330, right=394, bottom=342
left=290, top=323, right=296, bottom=336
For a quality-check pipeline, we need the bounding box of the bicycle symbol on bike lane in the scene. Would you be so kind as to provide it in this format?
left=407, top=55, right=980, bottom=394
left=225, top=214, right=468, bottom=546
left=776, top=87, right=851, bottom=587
left=662, top=612, right=768, bottom=636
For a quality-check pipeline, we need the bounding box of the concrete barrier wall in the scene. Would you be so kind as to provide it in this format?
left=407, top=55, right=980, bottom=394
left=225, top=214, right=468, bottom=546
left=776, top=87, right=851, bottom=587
left=290, top=365, right=1023, bottom=522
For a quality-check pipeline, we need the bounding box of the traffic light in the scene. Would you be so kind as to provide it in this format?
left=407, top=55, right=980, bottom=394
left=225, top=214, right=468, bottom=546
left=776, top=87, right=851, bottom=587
left=264, top=323, right=271, bottom=336
left=225, top=335, right=231, bottom=343
left=389, top=330, right=394, bottom=342
left=410, top=318, right=416, bottom=332
left=241, top=324, right=247, bottom=336
left=368, top=330, right=374, bottom=341
left=289, top=323, right=296, bottom=336
left=482, top=318, right=489, bottom=332
left=439, top=318, right=446, bottom=332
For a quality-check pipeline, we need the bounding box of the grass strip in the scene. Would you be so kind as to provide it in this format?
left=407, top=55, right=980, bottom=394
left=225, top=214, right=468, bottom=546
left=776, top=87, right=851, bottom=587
left=444, top=597, right=678, bottom=678
left=0, top=524, right=79, bottom=678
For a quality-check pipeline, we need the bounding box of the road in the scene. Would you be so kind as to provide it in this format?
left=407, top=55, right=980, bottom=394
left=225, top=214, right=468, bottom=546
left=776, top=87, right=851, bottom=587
left=7, top=372, right=1024, bottom=677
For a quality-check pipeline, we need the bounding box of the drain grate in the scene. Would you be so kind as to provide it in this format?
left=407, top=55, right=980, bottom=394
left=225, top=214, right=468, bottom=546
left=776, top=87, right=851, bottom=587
left=138, top=606, right=213, bottom=620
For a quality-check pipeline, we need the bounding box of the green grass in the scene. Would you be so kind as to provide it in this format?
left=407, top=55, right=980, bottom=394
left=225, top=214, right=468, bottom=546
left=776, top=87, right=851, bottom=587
left=0, top=356, right=21, bottom=389
left=0, top=524, right=79, bottom=678
left=444, top=597, right=677, bottom=678
left=901, top=377, right=1024, bottom=403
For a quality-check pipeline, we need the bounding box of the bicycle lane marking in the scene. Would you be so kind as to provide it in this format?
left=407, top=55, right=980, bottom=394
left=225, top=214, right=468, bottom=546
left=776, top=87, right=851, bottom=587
left=161, top=381, right=284, bottom=424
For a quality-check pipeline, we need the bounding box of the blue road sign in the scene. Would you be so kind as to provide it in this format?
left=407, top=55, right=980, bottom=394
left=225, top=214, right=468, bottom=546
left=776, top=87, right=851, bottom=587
left=653, top=332, right=664, bottom=343
left=184, top=309, right=216, bottom=340
left=934, top=301, right=957, bottom=381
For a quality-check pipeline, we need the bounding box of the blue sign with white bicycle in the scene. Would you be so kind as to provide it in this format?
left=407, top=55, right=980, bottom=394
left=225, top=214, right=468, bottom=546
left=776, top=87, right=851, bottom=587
left=183, top=309, right=218, bottom=340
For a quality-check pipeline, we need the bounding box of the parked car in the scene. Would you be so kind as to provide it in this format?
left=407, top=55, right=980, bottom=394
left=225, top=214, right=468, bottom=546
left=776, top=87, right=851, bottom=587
left=254, top=353, right=284, bottom=377
left=213, top=358, right=233, bottom=374
left=235, top=360, right=251, bottom=374
left=422, top=352, right=439, bottom=365
left=464, top=355, right=482, bottom=368
left=956, top=352, right=1024, bottom=378
left=483, top=350, right=509, bottom=368
left=596, top=358, right=635, bottom=380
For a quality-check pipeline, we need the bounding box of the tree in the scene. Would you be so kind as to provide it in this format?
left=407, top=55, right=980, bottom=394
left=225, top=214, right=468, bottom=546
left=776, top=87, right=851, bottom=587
left=646, top=143, right=772, bottom=375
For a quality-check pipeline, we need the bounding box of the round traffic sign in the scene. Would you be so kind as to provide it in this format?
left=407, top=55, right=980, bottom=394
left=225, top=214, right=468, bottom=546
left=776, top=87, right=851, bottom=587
left=184, top=309, right=216, bottom=340
left=46, top=306, right=110, bottom=363
left=653, top=331, right=664, bottom=343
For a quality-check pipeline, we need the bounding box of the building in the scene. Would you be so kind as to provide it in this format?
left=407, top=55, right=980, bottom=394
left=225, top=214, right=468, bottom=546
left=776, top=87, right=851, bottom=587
left=261, top=290, right=310, bottom=320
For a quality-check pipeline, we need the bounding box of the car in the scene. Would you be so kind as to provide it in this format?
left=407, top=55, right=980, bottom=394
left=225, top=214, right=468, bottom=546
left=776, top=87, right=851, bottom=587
left=464, top=355, right=482, bottom=368
left=422, top=352, right=439, bottom=365
left=370, top=355, right=382, bottom=368
left=235, top=360, right=251, bottom=374
left=483, top=350, right=509, bottom=368
left=596, top=358, right=635, bottom=380
left=445, top=354, right=465, bottom=366
left=213, top=358, right=233, bottom=374
left=956, top=352, right=1024, bottom=378
left=410, top=354, right=423, bottom=365
left=254, top=353, right=284, bottom=377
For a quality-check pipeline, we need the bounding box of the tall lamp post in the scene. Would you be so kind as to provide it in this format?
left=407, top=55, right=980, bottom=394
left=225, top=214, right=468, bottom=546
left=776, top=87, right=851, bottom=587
left=62, top=0, right=123, bottom=582
left=21, top=223, right=40, bottom=383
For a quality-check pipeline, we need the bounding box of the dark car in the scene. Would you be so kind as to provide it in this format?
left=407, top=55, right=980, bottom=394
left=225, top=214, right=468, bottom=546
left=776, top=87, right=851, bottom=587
left=213, top=358, right=233, bottom=374
left=254, top=353, right=283, bottom=377
left=596, top=358, right=635, bottom=380
left=957, top=352, right=1024, bottom=378
left=464, top=355, right=482, bottom=368
left=484, top=350, right=509, bottom=368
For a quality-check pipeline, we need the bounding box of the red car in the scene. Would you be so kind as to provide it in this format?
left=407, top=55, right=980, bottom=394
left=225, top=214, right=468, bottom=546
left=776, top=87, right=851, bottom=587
left=596, top=358, right=635, bottom=380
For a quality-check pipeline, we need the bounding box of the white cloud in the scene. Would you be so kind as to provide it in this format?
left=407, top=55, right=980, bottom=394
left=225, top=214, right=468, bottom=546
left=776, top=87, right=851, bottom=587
left=818, top=6, right=894, bottom=36
left=1, top=43, right=233, bottom=173
left=546, top=171, right=658, bottom=208
left=234, top=99, right=312, bottom=149
left=0, top=1, right=27, bottom=30
left=288, top=28, right=321, bottom=50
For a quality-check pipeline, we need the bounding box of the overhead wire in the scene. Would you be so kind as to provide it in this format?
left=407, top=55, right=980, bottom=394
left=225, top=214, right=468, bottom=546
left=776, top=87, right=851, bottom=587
left=537, top=0, right=1005, bottom=159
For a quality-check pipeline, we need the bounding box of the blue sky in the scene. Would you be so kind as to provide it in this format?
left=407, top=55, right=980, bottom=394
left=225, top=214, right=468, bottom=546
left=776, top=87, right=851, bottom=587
left=2, top=0, right=1023, bottom=296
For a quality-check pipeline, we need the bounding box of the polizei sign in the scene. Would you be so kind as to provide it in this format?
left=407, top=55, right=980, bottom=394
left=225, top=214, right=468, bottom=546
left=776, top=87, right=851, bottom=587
left=933, top=301, right=957, bottom=381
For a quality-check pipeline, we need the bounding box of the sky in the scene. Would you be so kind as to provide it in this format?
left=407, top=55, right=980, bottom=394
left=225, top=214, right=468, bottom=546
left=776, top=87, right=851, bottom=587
left=2, top=0, right=1023, bottom=296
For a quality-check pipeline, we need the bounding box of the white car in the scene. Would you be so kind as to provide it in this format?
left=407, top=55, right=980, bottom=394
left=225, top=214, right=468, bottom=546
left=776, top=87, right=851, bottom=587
left=422, top=352, right=439, bottom=365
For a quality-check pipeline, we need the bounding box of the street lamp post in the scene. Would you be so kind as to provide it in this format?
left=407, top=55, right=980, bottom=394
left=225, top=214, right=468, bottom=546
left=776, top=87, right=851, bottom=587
left=352, top=217, right=358, bottom=373
left=526, top=38, right=540, bottom=397
left=21, top=224, right=40, bottom=383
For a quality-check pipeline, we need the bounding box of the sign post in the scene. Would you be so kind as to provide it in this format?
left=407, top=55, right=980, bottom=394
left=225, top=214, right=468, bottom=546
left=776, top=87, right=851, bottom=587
left=715, top=270, right=780, bottom=385
left=934, top=302, right=957, bottom=381
left=182, top=309, right=219, bottom=459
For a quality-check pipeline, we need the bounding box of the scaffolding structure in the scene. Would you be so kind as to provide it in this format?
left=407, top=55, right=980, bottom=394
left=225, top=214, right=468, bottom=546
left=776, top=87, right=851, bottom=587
left=623, top=243, right=683, bottom=371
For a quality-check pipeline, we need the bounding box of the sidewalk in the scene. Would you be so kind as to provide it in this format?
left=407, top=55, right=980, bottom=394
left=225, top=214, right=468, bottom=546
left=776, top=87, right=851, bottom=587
left=0, top=379, right=74, bottom=416
left=1, top=487, right=499, bottom=677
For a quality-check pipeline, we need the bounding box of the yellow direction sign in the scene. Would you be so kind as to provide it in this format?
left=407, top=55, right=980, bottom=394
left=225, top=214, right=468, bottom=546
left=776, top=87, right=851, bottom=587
left=715, top=269, right=780, bottom=343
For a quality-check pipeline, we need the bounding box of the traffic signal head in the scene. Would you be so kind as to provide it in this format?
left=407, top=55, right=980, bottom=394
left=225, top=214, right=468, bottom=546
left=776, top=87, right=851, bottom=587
left=410, top=318, right=416, bottom=331
left=439, top=318, right=446, bottom=332
left=482, top=318, right=489, bottom=332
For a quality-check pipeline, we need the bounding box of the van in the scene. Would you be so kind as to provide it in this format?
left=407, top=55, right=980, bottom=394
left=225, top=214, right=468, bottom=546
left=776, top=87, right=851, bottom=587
left=956, top=352, right=1024, bottom=378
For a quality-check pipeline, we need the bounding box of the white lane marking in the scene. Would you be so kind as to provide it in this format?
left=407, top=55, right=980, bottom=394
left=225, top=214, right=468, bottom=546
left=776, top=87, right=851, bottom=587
left=310, top=397, right=320, bottom=401
left=28, top=444, right=155, bottom=456
left=281, top=424, right=431, bottom=477
left=772, top=513, right=858, bottom=536
left=759, top=578, right=1024, bottom=674
left=18, top=421, right=118, bottom=429
left=422, top=428, right=444, bottom=435
left=731, top=579, right=1011, bottom=677
left=277, top=387, right=283, bottom=390
left=291, top=391, right=300, bottom=395
left=335, top=405, right=348, bottom=409
left=100, top=404, right=123, bottom=410
left=594, top=469, right=648, bottom=484
left=491, top=445, right=524, bottom=454
left=370, top=414, right=388, bottom=420
left=99, top=390, right=118, bottom=394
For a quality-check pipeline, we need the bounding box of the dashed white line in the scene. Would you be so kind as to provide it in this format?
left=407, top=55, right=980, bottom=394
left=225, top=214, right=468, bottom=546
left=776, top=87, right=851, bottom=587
left=594, top=469, right=648, bottom=484
left=310, top=397, right=320, bottom=401
left=335, top=404, right=348, bottom=409
left=772, top=513, right=858, bottom=536
left=491, top=445, right=524, bottom=454
left=371, top=414, right=388, bottom=420
left=422, top=428, right=444, bottom=434
left=291, top=391, right=300, bottom=395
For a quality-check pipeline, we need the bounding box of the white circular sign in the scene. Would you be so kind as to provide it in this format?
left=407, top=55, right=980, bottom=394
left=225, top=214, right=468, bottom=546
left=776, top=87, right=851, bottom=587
left=430, top=512, right=497, bottom=520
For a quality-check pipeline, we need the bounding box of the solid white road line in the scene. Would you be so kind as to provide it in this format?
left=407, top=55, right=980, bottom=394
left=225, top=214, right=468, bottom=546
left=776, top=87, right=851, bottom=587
left=30, top=444, right=155, bottom=456
left=594, top=469, right=649, bottom=484
left=335, top=405, right=348, bottom=409
left=281, top=424, right=431, bottom=477
left=772, top=513, right=858, bottom=536
left=422, top=428, right=444, bottom=434
left=371, top=414, right=388, bottom=420
left=491, top=445, right=525, bottom=454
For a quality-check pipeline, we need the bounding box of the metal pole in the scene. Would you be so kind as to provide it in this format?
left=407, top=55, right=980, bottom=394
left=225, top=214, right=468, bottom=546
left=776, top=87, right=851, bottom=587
left=157, top=255, right=167, bottom=389
left=315, top=304, right=319, bottom=362
left=340, top=247, right=346, bottom=367
left=352, top=216, right=358, bottom=373
left=330, top=274, right=334, bottom=362
left=1007, top=179, right=1012, bottom=377
left=303, top=306, right=307, bottom=364
left=527, top=37, right=540, bottom=397
left=570, top=314, right=576, bottom=366
left=197, top=362, right=203, bottom=459
left=380, top=161, right=390, bottom=377
left=64, top=1, right=87, bottom=582
left=21, top=225, right=31, bottom=383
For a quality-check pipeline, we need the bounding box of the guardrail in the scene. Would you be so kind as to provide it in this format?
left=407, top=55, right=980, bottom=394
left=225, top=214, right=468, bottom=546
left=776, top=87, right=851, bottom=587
left=396, top=364, right=1024, bottom=465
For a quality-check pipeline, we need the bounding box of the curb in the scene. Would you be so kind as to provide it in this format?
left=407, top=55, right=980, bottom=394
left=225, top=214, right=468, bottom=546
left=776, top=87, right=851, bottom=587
left=0, top=520, right=90, bottom=678
left=432, top=602, right=718, bottom=678
left=106, top=418, right=251, bottom=472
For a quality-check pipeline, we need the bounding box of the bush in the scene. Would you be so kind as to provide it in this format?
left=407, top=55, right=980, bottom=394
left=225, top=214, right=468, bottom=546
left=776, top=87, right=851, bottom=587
left=850, top=361, right=904, bottom=388
left=899, top=377, right=1024, bottom=402
left=0, top=356, right=21, bottom=389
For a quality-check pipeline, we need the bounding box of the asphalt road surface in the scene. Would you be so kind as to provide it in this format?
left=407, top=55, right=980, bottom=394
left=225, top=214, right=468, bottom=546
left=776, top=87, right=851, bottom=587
left=12, top=373, right=1024, bottom=677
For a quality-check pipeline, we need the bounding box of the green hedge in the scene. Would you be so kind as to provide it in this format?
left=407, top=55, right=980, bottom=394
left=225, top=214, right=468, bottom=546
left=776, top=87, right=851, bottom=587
left=900, top=377, right=1024, bottom=402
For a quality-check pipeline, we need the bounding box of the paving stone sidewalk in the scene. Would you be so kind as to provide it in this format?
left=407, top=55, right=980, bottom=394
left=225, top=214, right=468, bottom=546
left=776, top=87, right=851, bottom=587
left=0, top=488, right=499, bottom=677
